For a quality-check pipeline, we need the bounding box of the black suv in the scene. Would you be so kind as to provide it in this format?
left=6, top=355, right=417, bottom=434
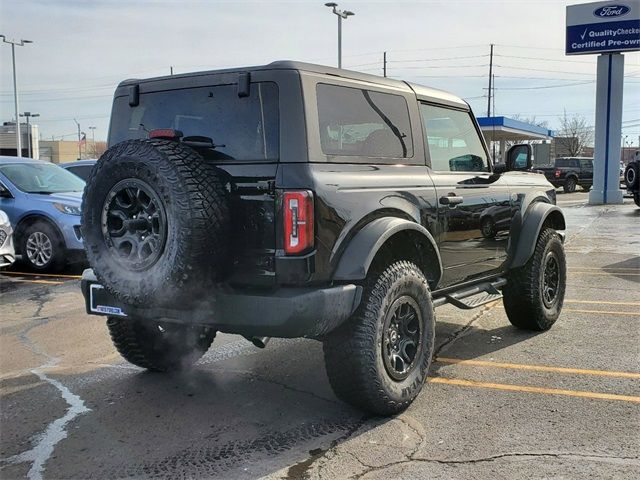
left=536, top=157, right=593, bottom=193
left=81, top=61, right=567, bottom=415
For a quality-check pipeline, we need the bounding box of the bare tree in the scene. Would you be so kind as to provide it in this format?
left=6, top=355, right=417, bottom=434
left=555, top=111, right=593, bottom=157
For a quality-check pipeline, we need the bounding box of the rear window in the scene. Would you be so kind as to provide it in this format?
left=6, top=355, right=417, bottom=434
left=316, top=83, right=413, bottom=159
left=109, top=82, right=279, bottom=162
left=556, top=158, right=578, bottom=168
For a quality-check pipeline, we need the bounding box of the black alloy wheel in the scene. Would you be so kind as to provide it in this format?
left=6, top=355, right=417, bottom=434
left=102, top=179, right=167, bottom=271
left=382, top=297, right=423, bottom=381
left=541, top=251, right=560, bottom=309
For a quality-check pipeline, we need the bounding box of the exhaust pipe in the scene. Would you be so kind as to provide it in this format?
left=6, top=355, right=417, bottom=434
left=245, top=336, right=270, bottom=349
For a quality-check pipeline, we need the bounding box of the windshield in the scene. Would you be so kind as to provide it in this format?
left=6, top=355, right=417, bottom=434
left=0, top=163, right=85, bottom=194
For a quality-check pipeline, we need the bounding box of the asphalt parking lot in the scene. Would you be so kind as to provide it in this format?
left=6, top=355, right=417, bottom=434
left=1, top=191, right=639, bottom=480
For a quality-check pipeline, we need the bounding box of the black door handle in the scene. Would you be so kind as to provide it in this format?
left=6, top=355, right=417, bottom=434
left=439, top=195, right=464, bottom=206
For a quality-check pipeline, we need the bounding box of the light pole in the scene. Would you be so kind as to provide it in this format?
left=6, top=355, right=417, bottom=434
left=89, top=126, right=96, bottom=157
left=1, top=35, right=33, bottom=157
left=324, top=3, right=354, bottom=69
left=19, top=112, right=39, bottom=158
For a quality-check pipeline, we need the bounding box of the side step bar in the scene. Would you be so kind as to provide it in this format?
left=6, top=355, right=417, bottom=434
left=433, top=277, right=506, bottom=310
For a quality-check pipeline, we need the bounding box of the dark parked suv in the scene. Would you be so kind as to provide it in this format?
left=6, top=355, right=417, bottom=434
left=537, top=157, right=593, bottom=193
left=81, top=61, right=567, bottom=415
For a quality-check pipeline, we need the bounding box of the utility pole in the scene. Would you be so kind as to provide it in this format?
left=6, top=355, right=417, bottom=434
left=383, top=51, right=387, bottom=77
left=89, top=126, right=96, bottom=157
left=19, top=112, right=39, bottom=158
left=1, top=35, right=33, bottom=157
left=487, top=44, right=494, bottom=117
left=170, top=66, right=173, bottom=75
left=74, top=119, right=82, bottom=160
left=325, top=3, right=355, bottom=69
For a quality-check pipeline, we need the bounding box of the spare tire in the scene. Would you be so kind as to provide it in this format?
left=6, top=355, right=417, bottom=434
left=625, top=162, right=638, bottom=190
left=82, top=139, right=229, bottom=307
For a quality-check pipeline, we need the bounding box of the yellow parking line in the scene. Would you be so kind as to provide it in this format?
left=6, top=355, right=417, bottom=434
left=563, top=309, right=639, bottom=317
left=428, top=377, right=640, bottom=403
left=565, top=299, right=640, bottom=307
left=3, top=278, right=64, bottom=285
left=1, top=271, right=82, bottom=279
left=571, top=272, right=640, bottom=276
left=569, top=267, right=639, bottom=271
left=436, top=357, right=640, bottom=379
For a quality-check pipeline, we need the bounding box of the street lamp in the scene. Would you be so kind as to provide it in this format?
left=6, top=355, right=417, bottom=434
left=1, top=35, right=33, bottom=157
left=19, top=112, right=39, bottom=158
left=324, top=3, right=355, bottom=69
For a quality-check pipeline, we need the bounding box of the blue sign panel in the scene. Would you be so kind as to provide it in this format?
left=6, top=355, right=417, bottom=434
left=567, top=18, right=640, bottom=54
left=566, top=1, right=640, bottom=55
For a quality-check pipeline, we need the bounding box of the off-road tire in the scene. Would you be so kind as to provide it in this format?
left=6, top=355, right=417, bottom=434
left=582, top=184, right=592, bottom=192
left=82, top=139, right=229, bottom=307
left=503, top=228, right=566, bottom=331
left=19, top=220, right=66, bottom=272
left=323, top=261, right=435, bottom=415
left=563, top=177, right=577, bottom=193
left=634, top=193, right=640, bottom=208
left=107, top=317, right=215, bottom=371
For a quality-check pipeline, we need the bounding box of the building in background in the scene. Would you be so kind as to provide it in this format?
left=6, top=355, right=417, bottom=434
left=0, top=122, right=39, bottom=158
left=38, top=139, right=107, bottom=163
left=39, top=140, right=81, bottom=163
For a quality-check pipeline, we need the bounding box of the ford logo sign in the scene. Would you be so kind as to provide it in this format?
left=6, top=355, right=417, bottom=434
left=593, top=4, right=630, bottom=17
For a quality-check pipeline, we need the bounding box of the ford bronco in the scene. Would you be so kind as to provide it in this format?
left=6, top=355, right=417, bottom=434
left=81, top=61, right=567, bottom=415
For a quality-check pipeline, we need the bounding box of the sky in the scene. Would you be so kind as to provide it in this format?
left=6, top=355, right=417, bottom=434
left=1, top=0, right=639, bottom=144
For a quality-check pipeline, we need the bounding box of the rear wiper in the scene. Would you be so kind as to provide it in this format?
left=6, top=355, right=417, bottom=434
left=182, top=135, right=225, bottom=149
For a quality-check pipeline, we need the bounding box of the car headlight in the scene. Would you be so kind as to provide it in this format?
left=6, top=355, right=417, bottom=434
left=0, top=210, right=9, bottom=227
left=53, top=202, right=81, bottom=216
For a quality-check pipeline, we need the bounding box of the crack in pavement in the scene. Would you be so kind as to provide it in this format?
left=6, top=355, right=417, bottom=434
left=349, top=451, right=640, bottom=479
left=433, top=301, right=499, bottom=359
left=285, top=415, right=372, bottom=480
left=1, top=292, right=90, bottom=480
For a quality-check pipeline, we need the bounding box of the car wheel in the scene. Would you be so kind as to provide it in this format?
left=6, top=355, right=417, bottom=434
left=563, top=177, right=577, bottom=193
left=480, top=217, right=497, bottom=239
left=582, top=184, right=592, bottom=192
left=107, top=317, right=215, bottom=372
left=323, top=260, right=435, bottom=415
left=503, top=228, right=566, bottom=331
left=625, top=162, right=638, bottom=189
left=20, top=221, right=66, bottom=272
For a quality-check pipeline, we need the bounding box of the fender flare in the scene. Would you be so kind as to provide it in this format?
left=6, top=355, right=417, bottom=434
left=332, top=217, right=442, bottom=283
left=509, top=202, right=566, bottom=269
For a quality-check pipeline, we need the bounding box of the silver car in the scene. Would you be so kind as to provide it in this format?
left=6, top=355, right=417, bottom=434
left=0, top=210, right=16, bottom=268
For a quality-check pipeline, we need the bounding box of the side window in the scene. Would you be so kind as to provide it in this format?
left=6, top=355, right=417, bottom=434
left=316, top=83, right=413, bottom=159
left=419, top=103, right=488, bottom=172
left=579, top=159, right=592, bottom=169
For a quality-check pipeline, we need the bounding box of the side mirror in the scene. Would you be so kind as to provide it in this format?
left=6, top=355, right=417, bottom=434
left=0, top=184, right=12, bottom=199
left=506, top=144, right=532, bottom=171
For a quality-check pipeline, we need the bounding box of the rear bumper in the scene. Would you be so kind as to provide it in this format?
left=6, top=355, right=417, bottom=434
left=81, top=269, right=362, bottom=338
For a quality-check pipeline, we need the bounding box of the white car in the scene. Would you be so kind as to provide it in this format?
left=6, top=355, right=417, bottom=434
left=0, top=210, right=16, bottom=268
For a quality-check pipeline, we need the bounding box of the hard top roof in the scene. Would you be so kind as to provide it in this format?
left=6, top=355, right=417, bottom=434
left=117, top=60, right=468, bottom=109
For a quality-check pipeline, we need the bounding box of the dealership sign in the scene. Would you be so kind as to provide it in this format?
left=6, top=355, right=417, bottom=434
left=566, top=0, right=640, bottom=55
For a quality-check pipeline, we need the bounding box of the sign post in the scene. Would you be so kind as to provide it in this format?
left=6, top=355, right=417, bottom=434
left=566, top=1, right=640, bottom=204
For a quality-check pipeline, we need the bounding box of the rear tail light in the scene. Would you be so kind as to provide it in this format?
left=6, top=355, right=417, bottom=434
left=283, top=190, right=314, bottom=255
left=554, top=169, right=561, bottom=178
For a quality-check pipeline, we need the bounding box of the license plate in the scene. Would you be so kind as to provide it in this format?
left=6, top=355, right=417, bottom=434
left=89, top=284, right=127, bottom=317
